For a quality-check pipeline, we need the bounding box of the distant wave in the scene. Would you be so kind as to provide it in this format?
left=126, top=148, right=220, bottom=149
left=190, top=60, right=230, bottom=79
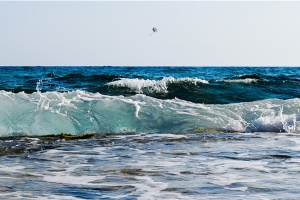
left=0, top=67, right=299, bottom=104
left=107, top=77, right=209, bottom=94
left=235, top=74, right=261, bottom=79
left=222, top=78, right=258, bottom=83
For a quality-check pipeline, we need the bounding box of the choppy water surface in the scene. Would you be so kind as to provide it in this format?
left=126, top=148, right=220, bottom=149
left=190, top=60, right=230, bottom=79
left=0, top=132, right=300, bottom=199
left=0, top=67, right=300, bottom=136
left=1, top=66, right=300, bottom=104
left=1, top=66, right=300, bottom=198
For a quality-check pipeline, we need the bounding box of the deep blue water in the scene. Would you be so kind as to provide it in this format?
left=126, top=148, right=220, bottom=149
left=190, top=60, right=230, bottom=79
left=1, top=66, right=299, bottom=104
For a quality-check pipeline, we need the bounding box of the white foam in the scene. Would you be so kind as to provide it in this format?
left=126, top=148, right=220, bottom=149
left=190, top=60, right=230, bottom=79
left=133, top=176, right=168, bottom=200
left=42, top=149, right=80, bottom=155
left=225, top=186, right=248, bottom=191
left=222, top=78, right=258, bottom=83
left=0, top=165, right=25, bottom=173
left=0, top=192, right=83, bottom=200
left=43, top=174, right=106, bottom=185
left=107, top=77, right=208, bottom=94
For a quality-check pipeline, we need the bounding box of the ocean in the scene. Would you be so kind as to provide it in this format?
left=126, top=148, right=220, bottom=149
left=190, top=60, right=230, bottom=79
left=0, top=66, right=300, bottom=199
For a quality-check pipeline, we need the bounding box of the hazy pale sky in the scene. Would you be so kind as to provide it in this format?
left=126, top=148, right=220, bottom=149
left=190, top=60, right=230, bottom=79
left=1, top=1, right=300, bottom=66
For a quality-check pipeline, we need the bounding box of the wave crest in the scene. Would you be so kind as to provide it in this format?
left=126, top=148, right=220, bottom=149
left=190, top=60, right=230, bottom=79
left=222, top=78, right=258, bottom=83
left=107, top=77, right=208, bottom=94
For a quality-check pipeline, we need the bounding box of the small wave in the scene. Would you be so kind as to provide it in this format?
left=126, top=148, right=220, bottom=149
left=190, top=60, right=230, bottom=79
left=222, top=78, right=258, bottom=83
left=107, top=77, right=208, bottom=94
left=235, top=74, right=260, bottom=79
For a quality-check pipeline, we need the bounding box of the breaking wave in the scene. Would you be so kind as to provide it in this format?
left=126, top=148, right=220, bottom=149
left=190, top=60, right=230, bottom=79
left=0, top=90, right=299, bottom=137
left=107, top=77, right=209, bottom=94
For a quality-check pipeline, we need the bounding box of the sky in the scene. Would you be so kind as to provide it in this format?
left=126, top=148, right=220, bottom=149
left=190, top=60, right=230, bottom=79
left=0, top=1, right=300, bottom=66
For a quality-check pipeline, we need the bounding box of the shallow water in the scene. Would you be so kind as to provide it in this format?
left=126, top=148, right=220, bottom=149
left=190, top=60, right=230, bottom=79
left=0, top=132, right=300, bottom=199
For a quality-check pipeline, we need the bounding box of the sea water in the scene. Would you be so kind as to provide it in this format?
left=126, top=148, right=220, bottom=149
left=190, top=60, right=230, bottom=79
left=0, top=66, right=300, bottom=199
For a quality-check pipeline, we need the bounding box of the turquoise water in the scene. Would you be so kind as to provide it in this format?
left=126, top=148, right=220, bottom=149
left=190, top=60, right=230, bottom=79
left=0, top=66, right=300, bottom=199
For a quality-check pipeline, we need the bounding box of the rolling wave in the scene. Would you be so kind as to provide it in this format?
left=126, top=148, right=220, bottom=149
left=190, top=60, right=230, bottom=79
left=0, top=90, right=299, bottom=137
